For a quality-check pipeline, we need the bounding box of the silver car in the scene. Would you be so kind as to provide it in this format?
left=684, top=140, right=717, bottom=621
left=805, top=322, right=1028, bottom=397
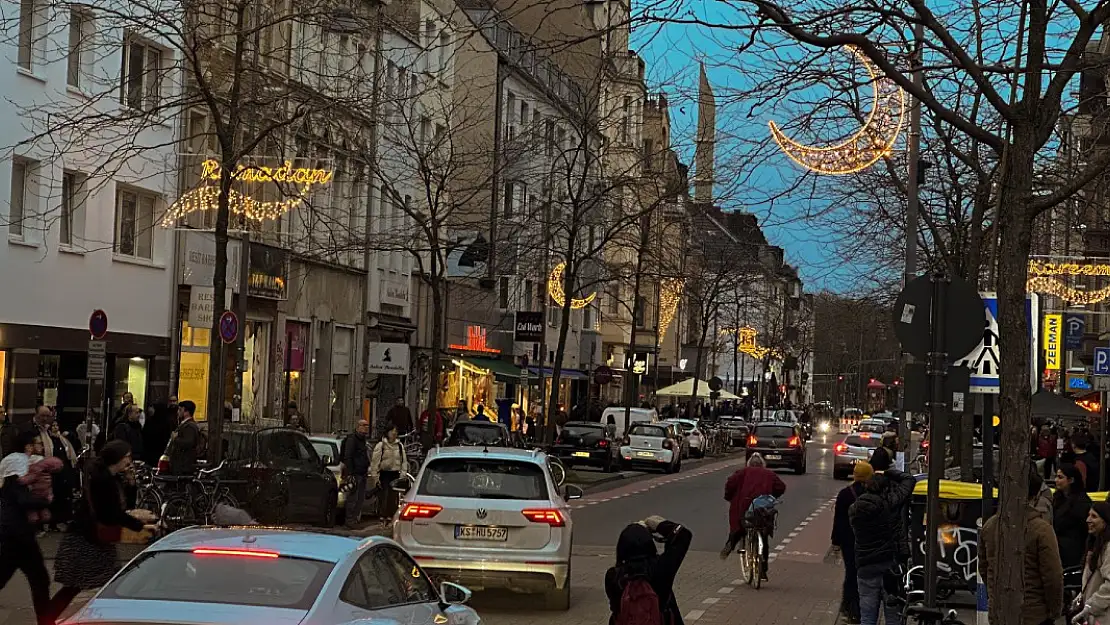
left=391, top=446, right=581, bottom=610
left=61, top=526, right=480, bottom=625
left=620, top=422, right=681, bottom=473
left=309, top=435, right=348, bottom=514
left=833, top=432, right=882, bottom=479
left=664, top=419, right=704, bottom=458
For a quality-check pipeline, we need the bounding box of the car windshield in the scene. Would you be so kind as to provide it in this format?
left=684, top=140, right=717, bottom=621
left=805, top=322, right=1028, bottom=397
left=452, top=422, right=504, bottom=445
left=311, top=441, right=338, bottom=463
left=419, top=458, right=548, bottom=500
left=668, top=422, right=695, bottom=433
left=846, top=435, right=881, bottom=448
left=721, top=418, right=746, bottom=427
left=628, top=424, right=667, bottom=438
left=562, top=425, right=605, bottom=437
left=755, top=426, right=795, bottom=438
left=858, top=423, right=886, bottom=433
left=99, top=550, right=333, bottom=609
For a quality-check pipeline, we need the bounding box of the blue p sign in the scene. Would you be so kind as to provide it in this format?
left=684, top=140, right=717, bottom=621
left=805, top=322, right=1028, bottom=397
left=1096, top=347, right=1110, bottom=375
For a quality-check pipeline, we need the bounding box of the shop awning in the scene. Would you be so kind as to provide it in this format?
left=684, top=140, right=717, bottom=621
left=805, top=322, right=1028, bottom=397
left=656, top=377, right=741, bottom=400
left=464, top=357, right=532, bottom=382
left=528, top=367, right=589, bottom=380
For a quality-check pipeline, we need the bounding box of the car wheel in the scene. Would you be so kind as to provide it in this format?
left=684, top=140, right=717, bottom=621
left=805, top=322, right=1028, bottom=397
left=319, top=492, right=337, bottom=527
left=545, top=562, right=571, bottom=610
left=795, top=460, right=807, bottom=475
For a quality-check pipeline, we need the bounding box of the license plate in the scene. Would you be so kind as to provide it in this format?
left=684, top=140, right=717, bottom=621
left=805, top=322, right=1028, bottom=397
left=573, top=451, right=591, bottom=458
left=454, top=525, right=508, bottom=541
left=636, top=451, right=655, bottom=458
left=766, top=454, right=782, bottom=460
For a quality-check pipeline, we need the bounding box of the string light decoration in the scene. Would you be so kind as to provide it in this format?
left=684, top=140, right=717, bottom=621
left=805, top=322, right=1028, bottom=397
left=718, top=325, right=783, bottom=359
left=768, top=45, right=906, bottom=175
left=657, top=278, right=684, bottom=339
left=548, top=262, right=597, bottom=309
left=161, top=159, right=335, bottom=227
left=1029, top=261, right=1110, bottom=277
left=1027, top=277, right=1110, bottom=306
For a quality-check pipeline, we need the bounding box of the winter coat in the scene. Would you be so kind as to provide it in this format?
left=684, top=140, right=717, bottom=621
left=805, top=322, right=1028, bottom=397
left=342, top=432, right=371, bottom=478
left=1039, top=434, right=1059, bottom=459
left=1077, top=451, right=1102, bottom=493
left=1082, top=541, right=1110, bottom=622
left=724, top=467, right=786, bottom=534
left=1055, top=489, right=1093, bottom=570
left=849, top=470, right=916, bottom=570
left=71, top=467, right=145, bottom=542
left=111, top=419, right=145, bottom=463
left=386, top=405, right=414, bottom=435
left=981, top=506, right=1064, bottom=625
left=831, top=482, right=866, bottom=552
left=167, top=418, right=201, bottom=476
left=605, top=520, right=692, bottom=625
left=0, top=422, right=17, bottom=458
left=370, top=439, right=407, bottom=480
left=0, top=454, right=50, bottom=538
left=1034, top=481, right=1054, bottom=526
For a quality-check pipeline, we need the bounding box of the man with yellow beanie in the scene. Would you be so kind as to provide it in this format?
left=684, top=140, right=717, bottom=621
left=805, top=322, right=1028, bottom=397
left=831, top=461, right=873, bottom=624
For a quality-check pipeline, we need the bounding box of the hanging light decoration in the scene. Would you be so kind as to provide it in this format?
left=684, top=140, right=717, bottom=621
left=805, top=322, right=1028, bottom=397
left=1027, top=277, right=1110, bottom=306
left=657, top=278, right=684, bottom=339
left=548, top=262, right=597, bottom=309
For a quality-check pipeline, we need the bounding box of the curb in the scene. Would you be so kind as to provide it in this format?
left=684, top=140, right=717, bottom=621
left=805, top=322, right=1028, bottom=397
left=572, top=472, right=628, bottom=491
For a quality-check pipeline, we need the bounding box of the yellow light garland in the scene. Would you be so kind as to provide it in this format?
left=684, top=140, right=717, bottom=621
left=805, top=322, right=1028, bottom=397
left=549, top=262, right=597, bottom=309
left=1027, top=276, right=1110, bottom=305
left=1029, top=261, right=1110, bottom=277
left=161, top=185, right=306, bottom=226
left=718, top=325, right=782, bottom=359
left=768, top=45, right=906, bottom=175
left=658, top=278, right=684, bottom=339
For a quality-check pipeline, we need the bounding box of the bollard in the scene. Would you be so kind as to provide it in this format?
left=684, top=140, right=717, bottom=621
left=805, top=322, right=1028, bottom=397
left=976, top=570, right=988, bottom=625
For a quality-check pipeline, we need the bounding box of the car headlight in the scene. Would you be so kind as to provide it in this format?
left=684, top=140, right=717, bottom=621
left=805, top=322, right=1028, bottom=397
left=819, top=422, right=829, bottom=432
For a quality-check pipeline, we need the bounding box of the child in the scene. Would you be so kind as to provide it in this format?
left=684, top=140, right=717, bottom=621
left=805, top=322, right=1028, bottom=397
left=20, top=454, right=63, bottom=525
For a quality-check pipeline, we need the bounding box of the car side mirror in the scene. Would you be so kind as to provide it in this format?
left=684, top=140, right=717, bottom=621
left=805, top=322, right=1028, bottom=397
left=563, top=484, right=584, bottom=501
left=440, top=581, right=472, bottom=605
left=390, top=475, right=414, bottom=493
left=321, top=455, right=334, bottom=467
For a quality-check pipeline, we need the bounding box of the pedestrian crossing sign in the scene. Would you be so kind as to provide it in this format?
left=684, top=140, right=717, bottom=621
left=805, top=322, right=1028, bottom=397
left=952, top=292, right=1039, bottom=394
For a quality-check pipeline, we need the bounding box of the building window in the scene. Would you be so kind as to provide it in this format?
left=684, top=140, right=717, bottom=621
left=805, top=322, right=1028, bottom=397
left=424, top=20, right=436, bottom=72
left=505, top=92, right=516, bottom=141
left=8, top=158, right=34, bottom=239
left=498, top=276, right=509, bottom=309
left=583, top=305, right=593, bottom=330
left=439, top=32, right=450, bottom=75
left=545, top=119, right=555, bottom=156
left=621, top=96, right=631, bottom=143
left=121, top=36, right=164, bottom=111
left=17, top=0, right=41, bottom=70
left=608, top=284, right=619, bottom=314
left=67, top=8, right=92, bottom=87
left=503, top=181, right=515, bottom=218
left=114, top=187, right=156, bottom=259
left=60, top=171, right=87, bottom=246
left=634, top=297, right=645, bottom=328
left=524, top=279, right=533, bottom=308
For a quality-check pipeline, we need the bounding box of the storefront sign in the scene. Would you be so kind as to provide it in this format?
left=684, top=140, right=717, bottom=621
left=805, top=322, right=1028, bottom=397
left=514, top=311, right=544, bottom=342
left=181, top=231, right=240, bottom=291
left=333, top=327, right=353, bottom=375
left=367, top=342, right=410, bottom=375
left=629, top=352, right=650, bottom=375
left=187, top=286, right=232, bottom=329
left=1044, top=313, right=1062, bottom=370
left=286, top=321, right=309, bottom=371
left=449, top=326, right=501, bottom=354
left=381, top=275, right=411, bottom=306
left=249, top=245, right=287, bottom=300
left=178, top=352, right=210, bottom=421
left=1065, top=313, right=1086, bottom=350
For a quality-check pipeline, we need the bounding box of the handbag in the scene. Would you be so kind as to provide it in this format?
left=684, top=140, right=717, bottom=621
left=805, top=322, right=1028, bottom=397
left=85, top=482, right=121, bottom=544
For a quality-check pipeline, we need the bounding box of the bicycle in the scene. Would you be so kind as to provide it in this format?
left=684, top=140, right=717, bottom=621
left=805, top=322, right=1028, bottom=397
left=740, top=496, right=781, bottom=589
left=897, top=566, right=966, bottom=625
left=158, top=461, right=241, bottom=531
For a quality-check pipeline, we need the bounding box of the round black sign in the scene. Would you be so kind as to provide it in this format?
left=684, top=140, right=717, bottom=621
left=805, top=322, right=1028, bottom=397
left=594, top=366, right=614, bottom=385
left=709, top=376, right=724, bottom=392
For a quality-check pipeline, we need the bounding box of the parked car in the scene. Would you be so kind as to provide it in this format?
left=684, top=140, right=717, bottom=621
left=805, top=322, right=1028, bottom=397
left=619, top=422, right=682, bottom=473
left=746, top=421, right=807, bottom=474
left=61, top=526, right=480, bottom=625
left=664, top=418, right=705, bottom=458
left=550, top=421, right=620, bottom=472
left=445, top=419, right=515, bottom=447
left=833, top=432, right=882, bottom=479
left=216, top=426, right=339, bottom=526
left=391, top=446, right=581, bottom=610
left=720, top=416, right=750, bottom=447
left=604, top=406, right=659, bottom=439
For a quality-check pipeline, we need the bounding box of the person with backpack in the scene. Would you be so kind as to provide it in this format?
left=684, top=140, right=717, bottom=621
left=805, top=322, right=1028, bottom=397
left=605, top=515, right=691, bottom=625
left=721, top=453, right=786, bottom=573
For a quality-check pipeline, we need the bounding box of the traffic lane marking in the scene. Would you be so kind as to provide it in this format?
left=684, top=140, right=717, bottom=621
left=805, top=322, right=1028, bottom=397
left=568, top=458, right=746, bottom=509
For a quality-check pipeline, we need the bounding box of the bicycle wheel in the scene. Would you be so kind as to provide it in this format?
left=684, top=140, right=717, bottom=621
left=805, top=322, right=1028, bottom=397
left=753, top=532, right=764, bottom=590
left=161, top=496, right=194, bottom=533
left=135, top=485, right=163, bottom=518
left=549, top=458, right=567, bottom=486
left=741, top=530, right=756, bottom=586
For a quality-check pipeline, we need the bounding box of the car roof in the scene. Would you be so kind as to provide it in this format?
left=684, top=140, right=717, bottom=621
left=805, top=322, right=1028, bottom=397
left=308, top=435, right=342, bottom=443
left=426, top=446, right=544, bottom=463
left=663, top=418, right=696, bottom=424
left=752, top=421, right=797, bottom=428
left=563, top=421, right=604, bottom=427
left=145, top=527, right=388, bottom=563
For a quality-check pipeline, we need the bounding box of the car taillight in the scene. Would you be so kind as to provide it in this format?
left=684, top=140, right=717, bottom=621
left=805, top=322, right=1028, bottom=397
left=522, top=508, right=566, bottom=526
left=663, top=440, right=673, bottom=450
left=193, top=548, right=279, bottom=559
left=788, top=436, right=800, bottom=447
left=399, top=503, right=443, bottom=521
left=747, top=435, right=758, bottom=446
left=597, top=439, right=609, bottom=448
left=834, top=442, right=848, bottom=453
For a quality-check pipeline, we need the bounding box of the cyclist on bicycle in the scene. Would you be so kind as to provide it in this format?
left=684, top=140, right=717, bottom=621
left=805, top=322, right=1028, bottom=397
left=722, top=453, right=785, bottom=576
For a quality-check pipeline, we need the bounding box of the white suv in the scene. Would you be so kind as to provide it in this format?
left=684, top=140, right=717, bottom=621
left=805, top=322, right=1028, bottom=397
left=391, top=446, right=581, bottom=610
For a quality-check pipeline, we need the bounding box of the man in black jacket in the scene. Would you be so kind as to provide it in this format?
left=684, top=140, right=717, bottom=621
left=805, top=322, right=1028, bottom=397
left=849, top=467, right=916, bottom=625
left=342, top=420, right=371, bottom=528
left=168, top=401, right=201, bottom=475
left=833, top=461, right=873, bottom=624
left=0, top=431, right=52, bottom=625
left=112, top=405, right=145, bottom=463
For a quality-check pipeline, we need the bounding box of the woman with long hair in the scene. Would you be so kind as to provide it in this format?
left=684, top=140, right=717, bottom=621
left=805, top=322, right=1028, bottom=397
left=605, top=515, right=692, bottom=624
left=1076, top=502, right=1110, bottom=625
left=1055, top=464, right=1093, bottom=570
left=47, top=440, right=155, bottom=622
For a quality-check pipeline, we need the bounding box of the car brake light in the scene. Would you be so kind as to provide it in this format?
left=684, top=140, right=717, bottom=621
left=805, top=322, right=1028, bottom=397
left=860, top=432, right=871, bottom=438
left=193, top=548, right=279, bottom=559
left=834, top=442, right=848, bottom=453
left=156, top=457, right=170, bottom=474
left=598, top=439, right=609, bottom=448
left=788, top=436, right=800, bottom=447
left=522, top=508, right=566, bottom=527
left=747, top=435, right=758, bottom=446
left=663, top=440, right=673, bottom=450
left=400, top=503, right=443, bottom=520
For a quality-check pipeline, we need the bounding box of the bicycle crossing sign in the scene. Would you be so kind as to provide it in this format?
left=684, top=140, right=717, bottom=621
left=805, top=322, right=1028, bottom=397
left=953, top=292, right=1039, bottom=394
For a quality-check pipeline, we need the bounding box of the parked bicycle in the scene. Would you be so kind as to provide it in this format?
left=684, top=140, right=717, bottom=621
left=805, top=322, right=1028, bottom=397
left=156, top=461, right=243, bottom=531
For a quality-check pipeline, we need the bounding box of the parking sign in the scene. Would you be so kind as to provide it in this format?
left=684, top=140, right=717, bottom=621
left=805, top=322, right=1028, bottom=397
left=1095, top=348, right=1110, bottom=376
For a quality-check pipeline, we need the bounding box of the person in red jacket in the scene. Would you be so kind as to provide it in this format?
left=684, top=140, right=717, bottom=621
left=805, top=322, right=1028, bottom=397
left=1037, top=424, right=1058, bottom=481
left=722, top=453, right=786, bottom=561
left=417, top=409, right=445, bottom=452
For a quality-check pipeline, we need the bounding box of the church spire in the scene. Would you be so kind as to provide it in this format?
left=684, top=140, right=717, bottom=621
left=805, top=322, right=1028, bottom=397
left=693, top=62, right=716, bottom=204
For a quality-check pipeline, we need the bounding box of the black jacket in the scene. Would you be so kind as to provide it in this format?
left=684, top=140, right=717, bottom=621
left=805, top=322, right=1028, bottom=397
left=142, top=406, right=175, bottom=466
left=850, top=470, right=916, bottom=570
left=605, top=520, right=692, bottom=625
left=168, top=419, right=201, bottom=476
left=342, top=433, right=370, bottom=477
left=1053, top=489, right=1092, bottom=569
left=71, top=468, right=145, bottom=541
left=0, top=423, right=18, bottom=458
left=112, top=419, right=144, bottom=462
left=0, top=473, right=49, bottom=538
left=832, top=482, right=866, bottom=552
left=1077, top=451, right=1102, bottom=493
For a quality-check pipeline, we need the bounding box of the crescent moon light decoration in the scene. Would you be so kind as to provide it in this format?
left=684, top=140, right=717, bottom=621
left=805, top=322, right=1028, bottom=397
left=548, top=263, right=597, bottom=310
left=769, top=46, right=906, bottom=175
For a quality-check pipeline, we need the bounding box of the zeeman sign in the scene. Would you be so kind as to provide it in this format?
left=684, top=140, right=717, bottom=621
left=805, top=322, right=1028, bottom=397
left=1043, top=313, right=1061, bottom=370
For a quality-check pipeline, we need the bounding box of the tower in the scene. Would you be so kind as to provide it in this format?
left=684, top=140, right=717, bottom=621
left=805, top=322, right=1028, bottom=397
left=693, top=62, right=716, bottom=204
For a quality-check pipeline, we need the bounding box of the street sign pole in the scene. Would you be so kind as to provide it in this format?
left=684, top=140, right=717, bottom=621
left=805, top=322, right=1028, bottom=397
left=924, top=274, right=949, bottom=608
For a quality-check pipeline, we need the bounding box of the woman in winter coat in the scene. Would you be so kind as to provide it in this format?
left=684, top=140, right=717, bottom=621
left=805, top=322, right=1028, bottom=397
left=604, top=515, right=692, bottom=625
left=1076, top=502, right=1110, bottom=625
left=49, top=440, right=156, bottom=622
left=1055, top=464, right=1093, bottom=570
left=369, top=425, right=407, bottom=519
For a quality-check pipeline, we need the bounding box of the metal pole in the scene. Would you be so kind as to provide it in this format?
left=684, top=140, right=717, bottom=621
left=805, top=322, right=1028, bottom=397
left=234, top=229, right=249, bottom=420
left=1101, top=394, right=1108, bottom=491
left=924, top=273, right=949, bottom=608
left=982, top=393, right=995, bottom=517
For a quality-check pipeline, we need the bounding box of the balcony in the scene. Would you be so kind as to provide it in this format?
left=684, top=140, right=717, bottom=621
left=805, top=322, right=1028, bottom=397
left=610, top=50, right=644, bottom=82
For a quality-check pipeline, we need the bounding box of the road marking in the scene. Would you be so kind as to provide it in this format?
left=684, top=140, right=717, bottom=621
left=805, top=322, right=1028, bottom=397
left=731, top=578, right=744, bottom=585
left=788, top=531, right=799, bottom=538
left=775, top=544, right=786, bottom=551
left=703, top=597, right=720, bottom=604
left=717, top=586, right=734, bottom=594
left=686, top=609, right=706, bottom=621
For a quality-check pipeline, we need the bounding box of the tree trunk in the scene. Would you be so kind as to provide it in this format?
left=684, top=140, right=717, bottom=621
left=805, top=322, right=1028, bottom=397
left=546, top=298, right=574, bottom=444
left=205, top=165, right=234, bottom=463
left=990, top=138, right=1036, bottom=625
left=427, top=266, right=443, bottom=432
left=687, top=310, right=713, bottom=418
